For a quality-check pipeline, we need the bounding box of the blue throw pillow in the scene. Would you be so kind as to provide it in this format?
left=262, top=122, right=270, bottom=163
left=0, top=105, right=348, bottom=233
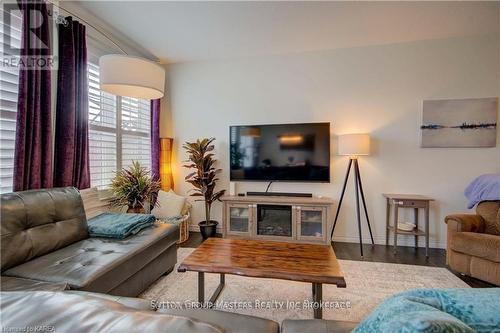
left=352, top=288, right=500, bottom=333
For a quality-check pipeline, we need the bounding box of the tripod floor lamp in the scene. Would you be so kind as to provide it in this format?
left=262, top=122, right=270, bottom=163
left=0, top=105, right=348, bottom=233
left=331, top=133, right=374, bottom=257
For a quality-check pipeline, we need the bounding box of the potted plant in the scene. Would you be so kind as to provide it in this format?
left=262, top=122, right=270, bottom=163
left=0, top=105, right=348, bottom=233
left=183, top=138, right=225, bottom=239
left=109, top=161, right=161, bottom=213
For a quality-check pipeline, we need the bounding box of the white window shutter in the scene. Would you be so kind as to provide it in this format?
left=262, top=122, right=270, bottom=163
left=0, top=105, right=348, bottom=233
left=0, top=6, right=22, bottom=193
left=121, top=96, right=151, bottom=169
left=87, top=59, right=152, bottom=189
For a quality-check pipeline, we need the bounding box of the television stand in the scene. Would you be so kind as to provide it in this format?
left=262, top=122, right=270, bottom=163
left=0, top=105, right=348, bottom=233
left=246, top=191, right=313, bottom=198
left=221, top=195, right=334, bottom=245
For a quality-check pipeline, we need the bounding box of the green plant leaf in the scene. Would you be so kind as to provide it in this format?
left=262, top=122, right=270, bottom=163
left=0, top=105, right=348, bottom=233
left=109, top=160, right=161, bottom=210
left=182, top=137, right=225, bottom=221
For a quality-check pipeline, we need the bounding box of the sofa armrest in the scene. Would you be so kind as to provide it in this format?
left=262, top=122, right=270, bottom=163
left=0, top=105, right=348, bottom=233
left=281, top=320, right=358, bottom=333
left=1, top=276, right=68, bottom=292
left=65, top=291, right=155, bottom=311
left=445, top=214, right=485, bottom=233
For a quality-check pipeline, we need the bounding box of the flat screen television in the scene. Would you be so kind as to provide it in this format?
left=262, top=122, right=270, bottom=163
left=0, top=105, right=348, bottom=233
left=229, top=122, right=330, bottom=182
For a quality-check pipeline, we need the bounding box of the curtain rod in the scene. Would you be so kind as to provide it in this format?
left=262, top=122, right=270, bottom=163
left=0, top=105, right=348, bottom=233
left=45, top=0, right=128, bottom=55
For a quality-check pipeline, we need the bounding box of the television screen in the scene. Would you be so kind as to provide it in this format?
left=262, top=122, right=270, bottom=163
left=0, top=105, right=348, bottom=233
left=229, top=122, right=330, bottom=182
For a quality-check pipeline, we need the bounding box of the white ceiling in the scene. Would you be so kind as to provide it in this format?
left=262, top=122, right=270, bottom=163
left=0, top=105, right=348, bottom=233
left=71, top=1, right=499, bottom=64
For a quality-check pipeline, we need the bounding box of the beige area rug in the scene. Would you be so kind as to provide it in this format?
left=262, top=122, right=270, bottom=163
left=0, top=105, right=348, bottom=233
left=140, top=248, right=469, bottom=323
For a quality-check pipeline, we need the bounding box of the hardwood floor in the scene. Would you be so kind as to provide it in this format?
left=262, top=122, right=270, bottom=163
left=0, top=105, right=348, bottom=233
left=180, top=232, right=495, bottom=288
left=332, top=241, right=446, bottom=267
left=179, top=231, right=221, bottom=248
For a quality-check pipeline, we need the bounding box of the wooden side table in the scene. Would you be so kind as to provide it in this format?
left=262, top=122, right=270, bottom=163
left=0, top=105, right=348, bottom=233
left=383, top=194, right=434, bottom=257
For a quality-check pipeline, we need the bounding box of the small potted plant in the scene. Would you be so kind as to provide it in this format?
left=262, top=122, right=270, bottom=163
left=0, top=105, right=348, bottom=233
left=183, top=138, right=225, bottom=239
left=109, top=161, right=161, bottom=213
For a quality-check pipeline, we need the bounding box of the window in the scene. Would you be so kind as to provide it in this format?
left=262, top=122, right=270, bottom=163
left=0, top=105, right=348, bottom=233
left=120, top=96, right=151, bottom=168
left=87, top=61, right=151, bottom=189
left=0, top=6, right=22, bottom=193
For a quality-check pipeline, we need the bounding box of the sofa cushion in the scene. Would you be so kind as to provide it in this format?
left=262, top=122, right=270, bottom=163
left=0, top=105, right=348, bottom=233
left=66, top=290, right=154, bottom=311
left=476, top=201, right=500, bottom=236
left=4, top=222, right=179, bottom=293
left=451, top=232, right=500, bottom=263
left=1, top=187, right=88, bottom=272
left=107, top=245, right=177, bottom=297
left=1, top=291, right=222, bottom=333
left=281, top=319, right=358, bottom=333
left=1, top=276, right=68, bottom=292
left=158, top=308, right=279, bottom=333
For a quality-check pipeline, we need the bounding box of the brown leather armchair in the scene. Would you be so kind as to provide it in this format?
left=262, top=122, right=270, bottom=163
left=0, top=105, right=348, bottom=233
left=445, top=201, right=500, bottom=286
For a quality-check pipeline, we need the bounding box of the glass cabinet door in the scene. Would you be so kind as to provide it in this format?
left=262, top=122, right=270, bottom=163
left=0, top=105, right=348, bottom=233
left=227, top=204, right=253, bottom=235
left=297, top=207, right=325, bottom=241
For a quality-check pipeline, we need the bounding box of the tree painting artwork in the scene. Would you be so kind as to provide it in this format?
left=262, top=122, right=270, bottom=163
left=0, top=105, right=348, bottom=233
left=421, top=97, right=498, bottom=148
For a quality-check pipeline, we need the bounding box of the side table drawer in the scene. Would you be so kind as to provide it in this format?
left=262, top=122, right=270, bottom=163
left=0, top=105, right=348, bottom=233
left=392, top=200, right=427, bottom=208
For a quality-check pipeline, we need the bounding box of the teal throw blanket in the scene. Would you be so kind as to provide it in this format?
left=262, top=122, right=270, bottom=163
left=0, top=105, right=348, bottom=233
left=353, top=288, right=500, bottom=333
left=87, top=212, right=156, bottom=239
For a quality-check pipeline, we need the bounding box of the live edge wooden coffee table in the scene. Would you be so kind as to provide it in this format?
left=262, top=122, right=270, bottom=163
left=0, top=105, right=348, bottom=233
left=178, top=238, right=346, bottom=319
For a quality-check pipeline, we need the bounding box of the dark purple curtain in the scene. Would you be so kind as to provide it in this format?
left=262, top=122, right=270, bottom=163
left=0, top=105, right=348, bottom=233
left=14, top=0, right=53, bottom=191
left=151, top=99, right=161, bottom=181
left=53, top=17, right=90, bottom=189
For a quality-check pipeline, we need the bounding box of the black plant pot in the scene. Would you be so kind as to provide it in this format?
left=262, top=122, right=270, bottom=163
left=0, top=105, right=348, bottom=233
left=199, top=220, right=218, bottom=239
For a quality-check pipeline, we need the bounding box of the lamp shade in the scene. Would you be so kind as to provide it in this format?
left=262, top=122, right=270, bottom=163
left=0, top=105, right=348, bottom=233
left=160, top=138, right=174, bottom=191
left=99, top=54, right=165, bottom=99
left=338, top=133, right=370, bottom=156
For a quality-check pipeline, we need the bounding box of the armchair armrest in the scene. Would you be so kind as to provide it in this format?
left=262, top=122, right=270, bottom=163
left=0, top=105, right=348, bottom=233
left=445, top=214, right=485, bottom=233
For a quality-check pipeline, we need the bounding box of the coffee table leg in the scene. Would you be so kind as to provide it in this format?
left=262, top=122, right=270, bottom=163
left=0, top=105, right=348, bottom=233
left=198, top=272, right=205, bottom=304
left=198, top=272, right=225, bottom=308
left=312, top=283, right=323, bottom=319
left=208, top=273, right=225, bottom=307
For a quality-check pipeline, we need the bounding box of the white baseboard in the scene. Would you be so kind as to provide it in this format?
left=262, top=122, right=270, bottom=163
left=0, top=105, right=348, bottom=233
left=189, top=225, right=446, bottom=249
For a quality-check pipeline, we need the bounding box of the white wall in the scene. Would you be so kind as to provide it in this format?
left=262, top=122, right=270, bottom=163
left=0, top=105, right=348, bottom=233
left=165, top=34, right=500, bottom=248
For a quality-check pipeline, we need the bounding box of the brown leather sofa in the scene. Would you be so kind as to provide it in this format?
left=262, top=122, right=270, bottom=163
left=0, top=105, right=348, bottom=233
left=1, top=187, right=179, bottom=296
left=0, top=290, right=359, bottom=333
left=445, top=200, right=500, bottom=286
left=1, top=291, right=280, bottom=333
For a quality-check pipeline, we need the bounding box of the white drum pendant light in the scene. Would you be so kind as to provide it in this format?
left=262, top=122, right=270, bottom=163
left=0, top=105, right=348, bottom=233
left=99, top=54, right=165, bottom=99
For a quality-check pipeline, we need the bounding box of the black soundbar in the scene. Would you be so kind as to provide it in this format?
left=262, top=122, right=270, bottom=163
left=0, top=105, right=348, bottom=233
left=246, top=191, right=313, bottom=198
